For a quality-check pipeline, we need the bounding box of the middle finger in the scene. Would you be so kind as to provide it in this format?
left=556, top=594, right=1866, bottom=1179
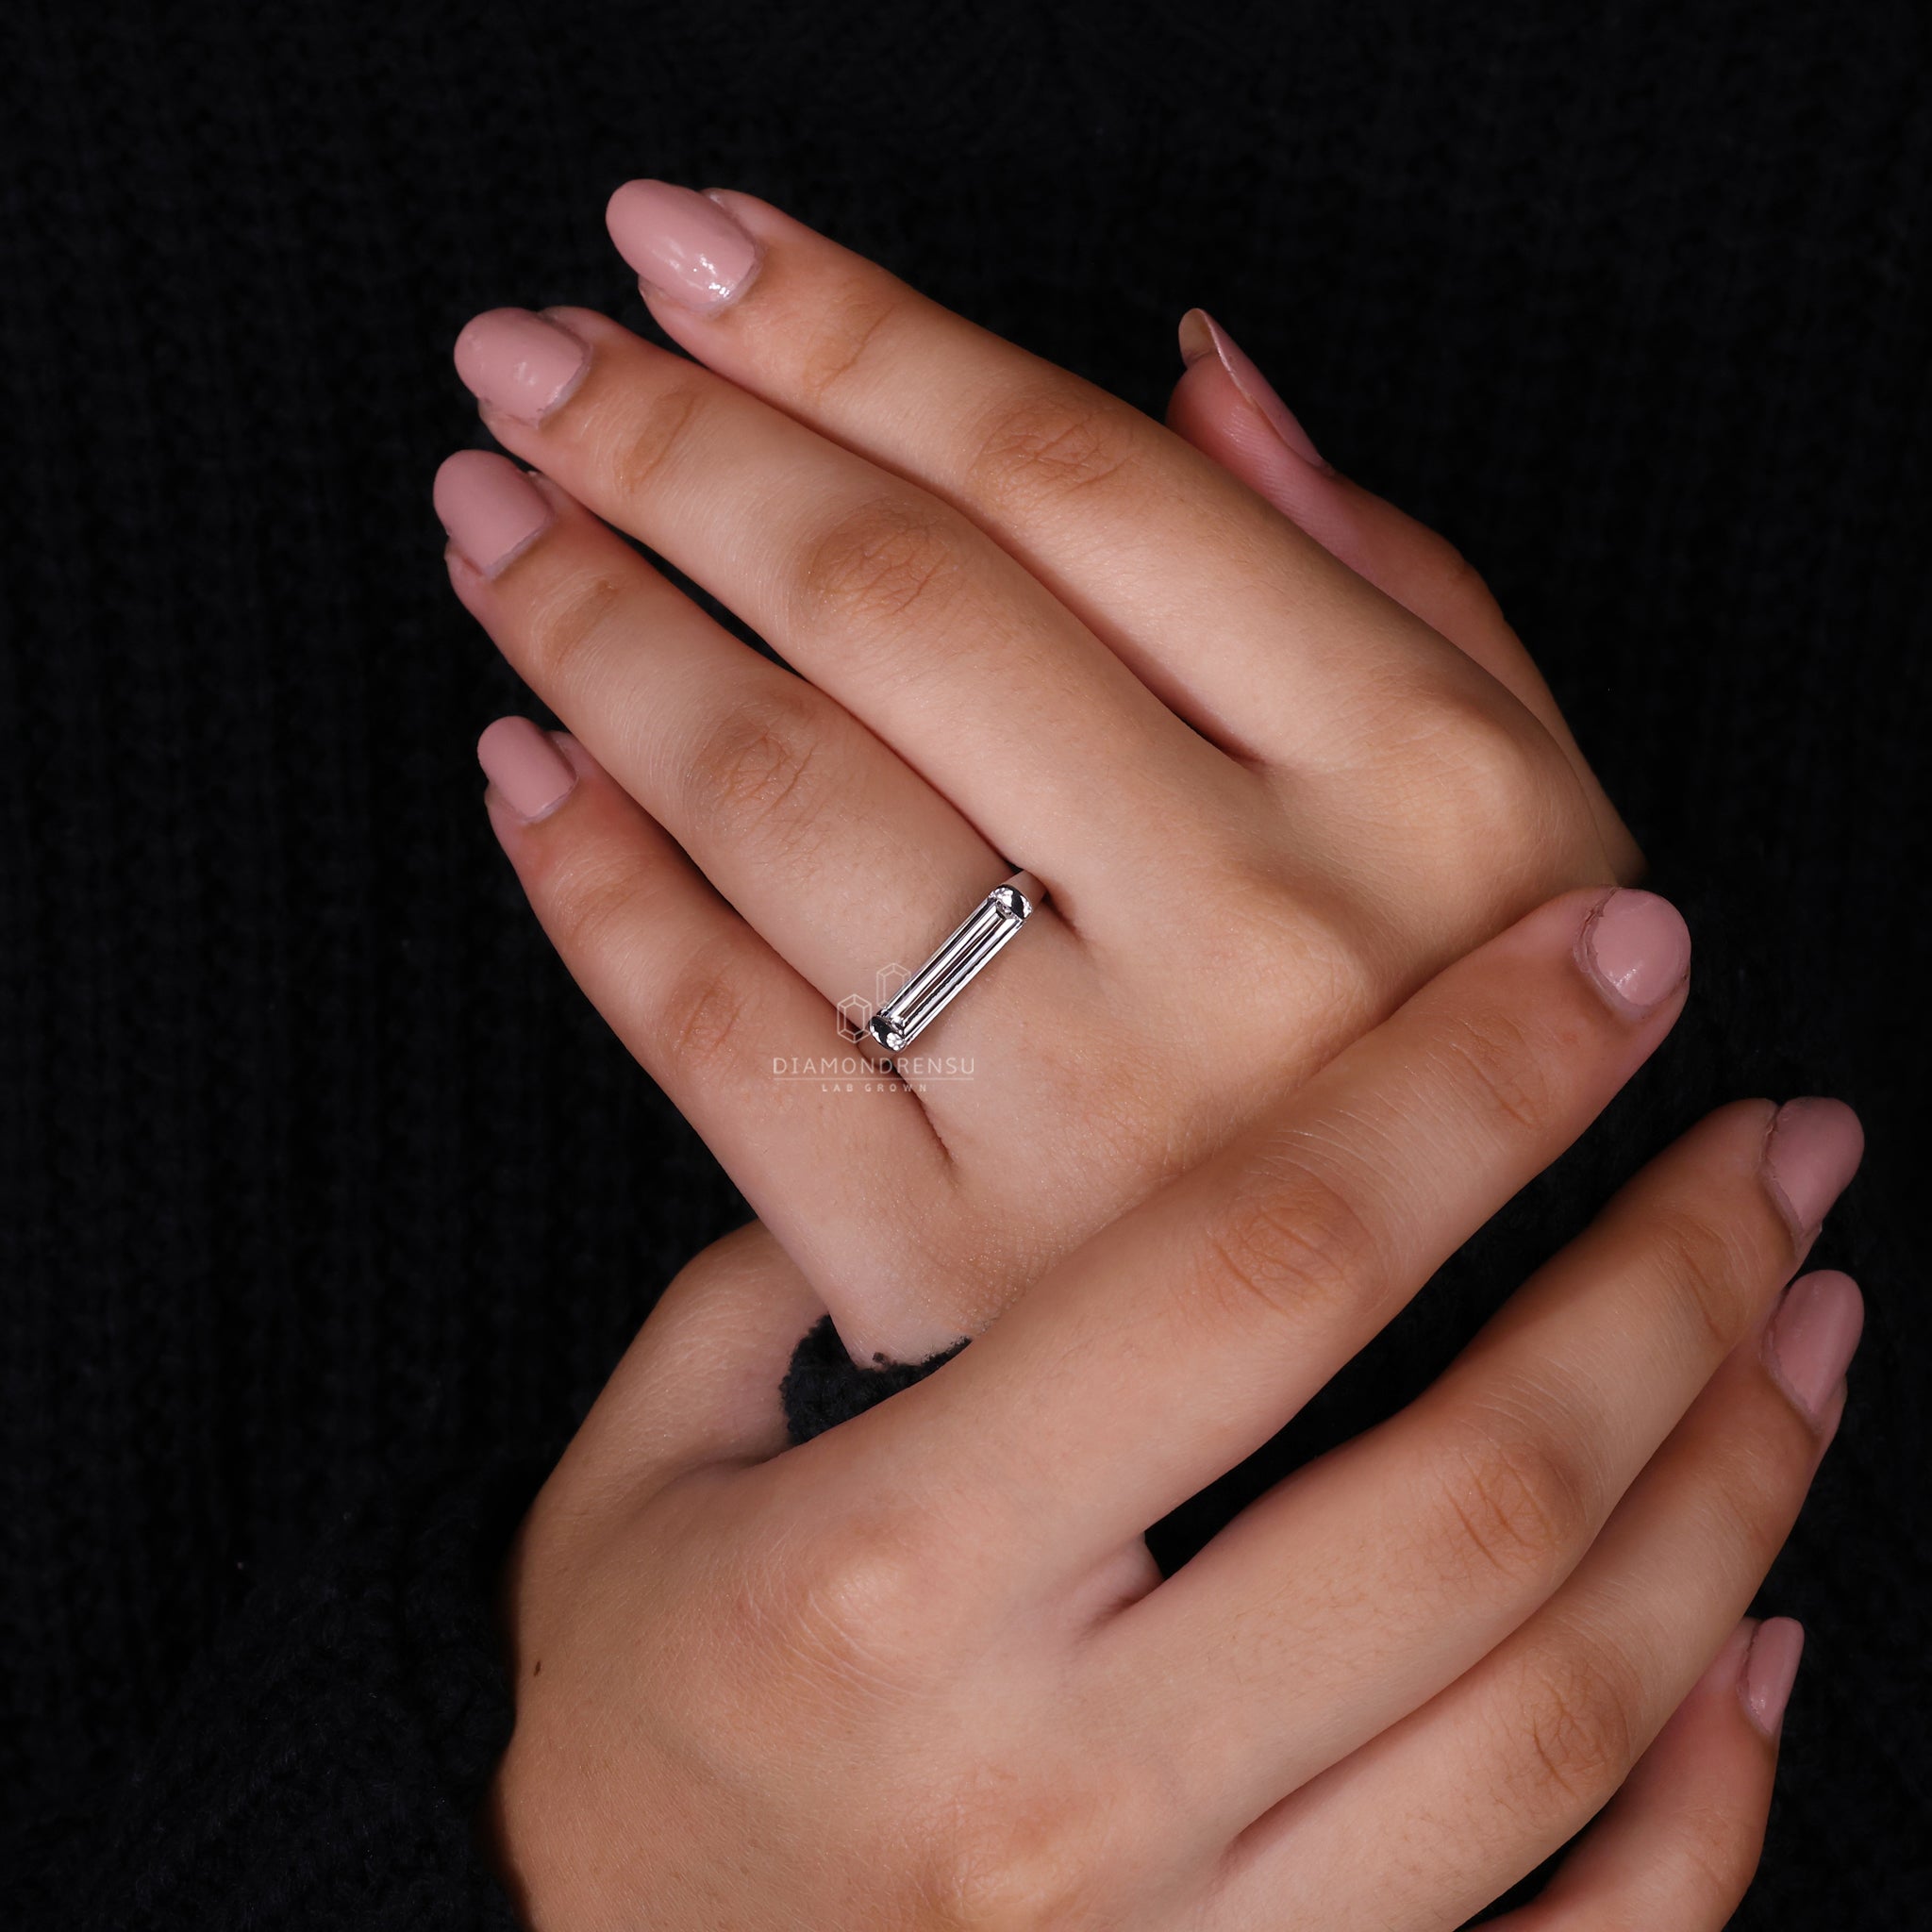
left=453, top=303, right=1249, bottom=924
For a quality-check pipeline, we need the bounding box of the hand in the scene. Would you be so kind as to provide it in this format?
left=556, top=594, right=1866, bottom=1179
left=484, top=886, right=1863, bottom=1930
left=439, top=183, right=1642, bottom=1361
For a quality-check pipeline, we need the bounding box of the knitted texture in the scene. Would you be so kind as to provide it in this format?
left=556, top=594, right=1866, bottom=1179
left=44, top=1461, right=541, bottom=1930
left=1, top=0, right=1926, bottom=1924
left=782, top=1314, right=972, bottom=1443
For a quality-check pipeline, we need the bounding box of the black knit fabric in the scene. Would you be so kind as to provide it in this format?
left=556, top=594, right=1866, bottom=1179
left=1, top=2, right=1925, bottom=1925
left=60, top=1459, right=541, bottom=1931
left=782, top=1315, right=972, bottom=1444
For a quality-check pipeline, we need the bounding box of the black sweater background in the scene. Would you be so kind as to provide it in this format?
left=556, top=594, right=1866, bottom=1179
left=3, top=1, right=1927, bottom=1924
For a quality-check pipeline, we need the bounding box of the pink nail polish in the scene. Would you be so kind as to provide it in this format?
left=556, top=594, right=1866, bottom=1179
left=433, top=450, right=553, bottom=576
left=453, top=308, right=590, bottom=425
left=1761, top=1097, right=1865, bottom=1237
left=1765, top=1270, right=1864, bottom=1423
left=605, top=180, right=761, bottom=312
left=477, top=717, right=576, bottom=823
left=1576, top=888, right=1691, bottom=1017
left=1700, top=1617, right=1758, bottom=1694
left=1176, top=308, right=1327, bottom=469
left=1741, top=1617, right=1805, bottom=1738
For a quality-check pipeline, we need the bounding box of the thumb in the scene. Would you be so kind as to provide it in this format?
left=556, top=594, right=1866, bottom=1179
left=545, top=1220, right=824, bottom=1507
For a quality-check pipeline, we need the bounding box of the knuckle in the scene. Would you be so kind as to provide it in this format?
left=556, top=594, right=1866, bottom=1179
left=1194, top=1153, right=1384, bottom=1329
left=681, top=683, right=833, bottom=864
left=542, top=840, right=661, bottom=965
left=1507, top=1632, right=1643, bottom=1820
left=791, top=492, right=970, bottom=646
left=1202, top=856, right=1386, bottom=1037
left=1428, top=1005, right=1557, bottom=1140
left=791, top=275, right=908, bottom=409
left=656, top=936, right=759, bottom=1078
left=918, top=1839, right=1094, bottom=1930
left=522, top=569, right=626, bottom=684
left=914, top=1771, right=1137, bottom=1932
left=1669, top=1799, right=1766, bottom=1920
left=1423, top=1410, right=1596, bottom=1593
left=1676, top=1792, right=1769, bottom=1916
left=751, top=1510, right=943, bottom=1694
left=1687, top=1421, right=1807, bottom=1577
left=962, top=385, right=1144, bottom=517
left=1395, top=682, right=1571, bottom=880
left=604, top=380, right=708, bottom=503
left=1646, top=1202, right=1762, bottom=1358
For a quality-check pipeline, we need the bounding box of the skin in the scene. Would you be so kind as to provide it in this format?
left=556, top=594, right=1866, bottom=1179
left=483, top=888, right=1858, bottom=1929
left=441, top=187, right=1645, bottom=1364
left=439, top=190, right=1862, bottom=1923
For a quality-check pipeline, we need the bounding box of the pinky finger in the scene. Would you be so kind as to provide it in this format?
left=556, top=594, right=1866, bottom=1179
left=1164, top=314, right=1643, bottom=884
left=1489, top=1617, right=1803, bottom=1932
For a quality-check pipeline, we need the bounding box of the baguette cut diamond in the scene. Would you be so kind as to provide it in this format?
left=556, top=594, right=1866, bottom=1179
left=867, top=872, right=1043, bottom=1053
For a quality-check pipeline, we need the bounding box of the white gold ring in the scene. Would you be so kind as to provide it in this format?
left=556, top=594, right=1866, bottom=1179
left=867, top=870, right=1045, bottom=1054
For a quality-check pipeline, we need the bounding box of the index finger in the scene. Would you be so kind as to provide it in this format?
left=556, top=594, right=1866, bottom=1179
left=867, top=883, right=1693, bottom=1581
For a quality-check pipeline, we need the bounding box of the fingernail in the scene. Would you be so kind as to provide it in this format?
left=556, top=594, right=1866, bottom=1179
left=477, top=717, right=577, bottom=823
left=1177, top=308, right=1327, bottom=469
left=606, top=180, right=761, bottom=313
left=454, top=308, right=590, bottom=425
left=1761, top=1097, right=1865, bottom=1238
left=1701, top=1617, right=1758, bottom=1693
left=1576, top=888, right=1691, bottom=1017
left=1741, top=1617, right=1805, bottom=1739
left=1765, top=1270, right=1864, bottom=1424
left=433, top=450, right=553, bottom=576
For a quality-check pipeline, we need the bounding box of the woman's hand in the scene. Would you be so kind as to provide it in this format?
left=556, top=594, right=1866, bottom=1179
left=485, top=886, right=1863, bottom=1930
left=439, top=183, right=1642, bottom=1362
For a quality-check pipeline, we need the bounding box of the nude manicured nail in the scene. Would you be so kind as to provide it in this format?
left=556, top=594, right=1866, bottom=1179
left=606, top=180, right=761, bottom=312
left=433, top=450, right=553, bottom=576
left=1761, top=1097, right=1865, bottom=1237
left=1741, top=1617, right=1806, bottom=1738
left=1765, top=1270, right=1864, bottom=1424
left=1576, top=888, right=1691, bottom=1016
left=477, top=717, right=576, bottom=823
left=453, top=308, right=590, bottom=425
left=1177, top=308, right=1327, bottom=468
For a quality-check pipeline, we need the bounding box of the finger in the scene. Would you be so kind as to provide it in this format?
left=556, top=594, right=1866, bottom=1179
left=1164, top=310, right=1643, bottom=882
left=441, top=450, right=1122, bottom=1324
left=601, top=181, right=1501, bottom=769
left=478, top=721, right=976, bottom=1363
left=1104, top=1093, right=1857, bottom=1827
left=1481, top=1618, right=1798, bottom=1932
left=450, top=304, right=1243, bottom=913
left=859, top=884, right=1692, bottom=1579
left=1224, top=1274, right=1858, bottom=1932
left=437, top=449, right=1080, bottom=1015
left=500, top=1221, right=827, bottom=1689
left=549, top=1220, right=825, bottom=1501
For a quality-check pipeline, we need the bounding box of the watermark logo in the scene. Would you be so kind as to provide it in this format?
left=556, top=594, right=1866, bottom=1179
left=834, top=964, right=910, bottom=1044
left=771, top=964, right=976, bottom=1093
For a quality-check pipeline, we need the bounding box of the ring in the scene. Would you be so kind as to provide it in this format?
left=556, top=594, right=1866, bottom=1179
left=867, top=870, right=1046, bottom=1054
